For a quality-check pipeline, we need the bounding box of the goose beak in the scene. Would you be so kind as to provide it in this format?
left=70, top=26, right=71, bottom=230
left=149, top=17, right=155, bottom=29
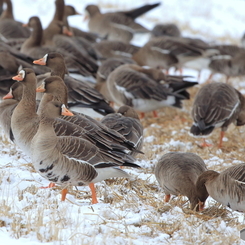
left=198, top=201, right=205, bottom=211
left=3, top=91, right=13, bottom=99
left=61, top=104, right=74, bottom=116
left=33, top=57, right=46, bottom=65
left=62, top=26, right=73, bottom=37
left=12, top=74, right=24, bottom=81
left=75, top=11, right=82, bottom=15
left=36, top=83, right=46, bottom=92
left=22, top=23, right=28, bottom=27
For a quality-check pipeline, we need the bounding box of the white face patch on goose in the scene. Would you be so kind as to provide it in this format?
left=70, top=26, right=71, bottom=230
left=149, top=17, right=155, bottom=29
left=19, top=70, right=25, bottom=80
left=43, top=54, right=48, bottom=63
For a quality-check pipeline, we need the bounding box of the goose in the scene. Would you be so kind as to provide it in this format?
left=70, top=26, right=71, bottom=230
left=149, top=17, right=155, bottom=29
left=35, top=75, right=141, bottom=155
left=31, top=100, right=140, bottom=203
left=85, top=3, right=160, bottom=42
left=208, top=49, right=245, bottom=82
left=0, top=0, right=30, bottom=38
left=21, top=16, right=95, bottom=78
left=106, top=63, right=198, bottom=117
left=196, top=163, right=245, bottom=212
left=190, top=82, right=245, bottom=148
left=11, top=68, right=137, bottom=159
left=154, top=152, right=207, bottom=211
left=133, top=36, right=218, bottom=73
left=63, top=4, right=100, bottom=43
left=151, top=23, right=181, bottom=38
left=0, top=82, right=22, bottom=141
left=101, top=105, right=144, bottom=157
left=96, top=57, right=136, bottom=102
left=33, top=52, right=114, bottom=115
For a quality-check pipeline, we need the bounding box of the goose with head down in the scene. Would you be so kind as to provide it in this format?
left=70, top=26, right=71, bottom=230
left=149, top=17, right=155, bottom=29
left=196, top=163, right=245, bottom=212
left=154, top=152, right=207, bottom=211
left=190, top=82, right=245, bottom=148
left=101, top=105, right=144, bottom=157
left=31, top=100, right=140, bottom=203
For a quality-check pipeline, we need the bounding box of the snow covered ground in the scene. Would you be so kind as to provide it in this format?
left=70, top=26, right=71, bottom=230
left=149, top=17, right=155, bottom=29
left=1, top=0, right=245, bottom=244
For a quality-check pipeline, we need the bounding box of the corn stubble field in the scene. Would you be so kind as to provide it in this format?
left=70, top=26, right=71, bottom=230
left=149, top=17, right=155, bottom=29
left=1, top=1, right=245, bottom=244
left=1, top=77, right=245, bottom=245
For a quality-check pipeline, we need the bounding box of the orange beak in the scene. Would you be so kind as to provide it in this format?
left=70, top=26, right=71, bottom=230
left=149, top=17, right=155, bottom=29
left=12, top=74, right=24, bottom=81
left=22, top=23, right=28, bottom=27
left=62, top=26, right=73, bottom=37
left=3, top=90, right=13, bottom=99
left=61, top=104, right=74, bottom=116
left=36, top=83, right=46, bottom=92
left=33, top=57, right=46, bottom=66
left=198, top=201, right=205, bottom=211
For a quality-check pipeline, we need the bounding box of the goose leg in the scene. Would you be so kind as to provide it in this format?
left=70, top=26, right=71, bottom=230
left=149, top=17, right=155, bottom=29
left=218, top=131, right=225, bottom=148
left=40, top=182, right=56, bottom=189
left=89, top=183, right=98, bottom=204
left=198, top=200, right=205, bottom=211
left=152, top=110, right=158, bottom=117
left=165, top=194, right=171, bottom=202
left=140, top=112, right=145, bottom=119
left=61, top=188, right=68, bottom=201
left=200, top=139, right=212, bottom=147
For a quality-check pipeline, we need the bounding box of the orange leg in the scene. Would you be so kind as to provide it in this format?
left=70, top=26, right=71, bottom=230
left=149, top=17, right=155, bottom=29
left=218, top=131, right=225, bottom=148
left=140, top=112, right=145, bottom=119
left=200, top=139, right=212, bottom=147
left=40, top=182, right=56, bottom=189
left=61, top=188, right=68, bottom=201
left=152, top=110, right=158, bottom=117
left=165, top=194, right=171, bottom=202
left=198, top=201, right=205, bottom=211
left=89, top=183, right=98, bottom=204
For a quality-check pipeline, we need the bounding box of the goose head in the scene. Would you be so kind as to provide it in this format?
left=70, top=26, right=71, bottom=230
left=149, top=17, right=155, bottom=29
left=12, top=68, right=35, bottom=82
left=85, top=5, right=101, bottom=18
left=3, top=82, right=23, bottom=100
left=118, top=105, right=140, bottom=120
left=196, top=170, right=219, bottom=211
left=40, top=101, right=73, bottom=120
left=65, top=5, right=81, bottom=16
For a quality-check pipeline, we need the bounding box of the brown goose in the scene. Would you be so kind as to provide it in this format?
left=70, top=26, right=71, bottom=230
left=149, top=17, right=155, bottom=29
left=196, top=164, right=245, bottom=212
left=0, top=82, right=22, bottom=141
left=101, top=105, right=143, bottom=157
left=11, top=68, right=137, bottom=159
left=0, top=0, right=30, bottom=38
left=208, top=48, right=245, bottom=82
left=151, top=23, right=181, bottom=38
left=35, top=75, right=139, bottom=154
left=133, top=36, right=216, bottom=72
left=92, top=40, right=140, bottom=59
left=31, top=100, right=139, bottom=203
left=21, top=16, right=97, bottom=79
left=33, top=52, right=114, bottom=115
left=96, top=57, right=136, bottom=102
left=85, top=3, right=160, bottom=42
left=190, top=82, right=245, bottom=148
left=154, top=152, right=207, bottom=211
left=106, top=63, right=197, bottom=117
left=63, top=4, right=100, bottom=43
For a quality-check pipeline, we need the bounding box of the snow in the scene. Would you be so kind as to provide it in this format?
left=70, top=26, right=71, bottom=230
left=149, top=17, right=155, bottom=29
left=1, top=0, right=245, bottom=244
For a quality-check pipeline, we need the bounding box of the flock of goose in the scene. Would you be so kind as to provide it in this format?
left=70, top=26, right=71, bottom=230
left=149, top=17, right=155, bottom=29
left=0, top=0, right=245, bottom=213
